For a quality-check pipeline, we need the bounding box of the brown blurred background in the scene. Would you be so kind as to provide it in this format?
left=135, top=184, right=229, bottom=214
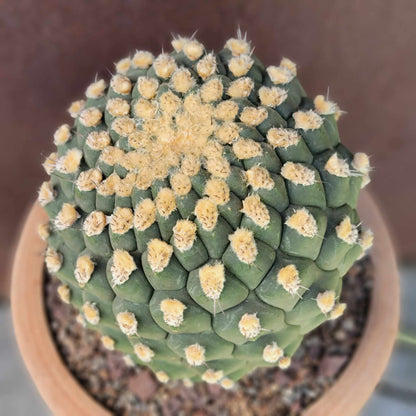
left=1, top=0, right=415, bottom=296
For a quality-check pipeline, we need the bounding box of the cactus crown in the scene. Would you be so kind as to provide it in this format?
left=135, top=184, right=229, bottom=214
left=39, top=32, right=373, bottom=388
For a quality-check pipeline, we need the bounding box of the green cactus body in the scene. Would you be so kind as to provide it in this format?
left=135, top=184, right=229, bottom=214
left=39, top=33, right=374, bottom=389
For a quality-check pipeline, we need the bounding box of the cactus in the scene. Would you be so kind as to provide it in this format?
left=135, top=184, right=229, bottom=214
left=38, top=32, right=373, bottom=389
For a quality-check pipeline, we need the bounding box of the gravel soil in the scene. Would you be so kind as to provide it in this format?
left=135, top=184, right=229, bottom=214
left=45, top=258, right=373, bottom=416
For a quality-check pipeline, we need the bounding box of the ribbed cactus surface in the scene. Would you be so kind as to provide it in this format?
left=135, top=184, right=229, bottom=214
left=38, top=33, right=373, bottom=388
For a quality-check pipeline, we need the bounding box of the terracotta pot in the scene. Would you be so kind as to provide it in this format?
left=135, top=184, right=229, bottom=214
left=11, top=190, right=399, bottom=416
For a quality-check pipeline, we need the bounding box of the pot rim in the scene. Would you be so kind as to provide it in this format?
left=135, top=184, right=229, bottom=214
left=11, top=190, right=399, bottom=416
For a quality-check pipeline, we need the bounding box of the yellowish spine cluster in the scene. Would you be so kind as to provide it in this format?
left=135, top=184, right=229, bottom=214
left=170, top=172, right=192, bottom=196
left=358, top=228, right=374, bottom=259
left=134, top=199, right=157, bottom=231
left=134, top=343, right=155, bottom=363
left=199, top=262, right=225, bottom=301
left=76, top=168, right=102, bottom=191
left=160, top=298, right=187, bottom=327
left=110, top=207, right=134, bottom=235
left=316, top=290, right=336, bottom=314
left=55, top=203, right=80, bottom=230
left=195, top=198, right=219, bottom=231
left=111, top=116, right=136, bottom=137
left=359, top=229, right=374, bottom=252
left=202, top=369, right=224, bottom=384
left=132, top=50, right=154, bottom=69
left=79, top=107, right=102, bottom=128
left=106, top=98, right=130, bottom=117
left=278, top=356, right=291, bottom=369
left=285, top=208, right=318, bottom=238
left=99, top=147, right=124, bottom=168
left=147, top=239, right=173, bottom=272
left=82, top=302, right=100, bottom=325
left=86, top=131, right=111, bottom=150
left=184, top=343, right=206, bottom=366
left=238, top=313, right=261, bottom=339
left=266, top=65, right=295, bottom=85
left=56, top=148, right=83, bottom=174
left=293, top=110, right=323, bottom=131
left=215, top=122, right=240, bottom=144
left=314, top=95, right=341, bottom=119
left=74, top=255, right=95, bottom=287
left=159, top=90, right=182, bottom=115
left=155, top=188, right=177, bottom=218
left=267, top=127, right=300, bottom=149
left=196, top=53, right=217, bottom=80
left=115, top=57, right=131, bottom=74
left=232, top=138, right=262, bottom=159
left=263, top=342, right=284, bottom=363
left=214, top=101, right=239, bottom=121
left=229, top=228, right=258, bottom=264
left=57, top=284, right=71, bottom=304
left=352, top=152, right=371, bottom=175
left=182, top=38, right=205, bottom=61
left=101, top=335, right=115, bottom=351
left=153, top=54, right=177, bottom=79
left=329, top=303, right=347, bottom=320
left=325, top=153, right=351, bottom=177
left=181, top=155, right=201, bottom=177
left=155, top=371, right=170, bottom=383
left=280, top=57, right=297, bottom=74
left=133, top=99, right=157, bottom=120
left=245, top=166, right=275, bottom=190
left=336, top=216, right=359, bottom=244
left=183, top=378, right=194, bottom=388
left=277, top=264, right=302, bottom=296
left=241, top=194, right=270, bottom=228
left=352, top=152, right=371, bottom=187
left=136, top=76, right=159, bottom=99
left=200, top=78, right=224, bottom=103
left=122, top=355, right=135, bottom=367
left=86, top=79, right=106, bottom=99
left=205, top=156, right=231, bottom=178
left=204, top=178, right=230, bottom=205
left=37, top=223, right=50, bottom=241
left=115, top=173, right=136, bottom=197
left=228, top=54, right=254, bottom=77
left=225, top=32, right=251, bottom=56
left=110, top=74, right=132, bottom=95
left=170, top=68, right=195, bottom=94
left=116, top=311, right=138, bottom=336
left=258, top=86, right=288, bottom=107
left=68, top=100, right=85, bottom=118
left=240, top=106, right=268, bottom=126
left=83, top=210, right=107, bottom=236
left=281, top=162, right=316, bottom=186
left=53, top=124, right=71, bottom=145
left=173, top=220, right=197, bottom=252
left=227, top=77, right=254, bottom=98
left=111, top=250, right=137, bottom=285
left=38, top=181, right=55, bottom=206
left=220, top=378, right=235, bottom=389
left=42, top=152, right=58, bottom=175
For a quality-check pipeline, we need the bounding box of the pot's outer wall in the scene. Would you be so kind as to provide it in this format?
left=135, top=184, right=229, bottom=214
left=1, top=0, right=415, bottom=297
left=11, top=191, right=399, bottom=416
